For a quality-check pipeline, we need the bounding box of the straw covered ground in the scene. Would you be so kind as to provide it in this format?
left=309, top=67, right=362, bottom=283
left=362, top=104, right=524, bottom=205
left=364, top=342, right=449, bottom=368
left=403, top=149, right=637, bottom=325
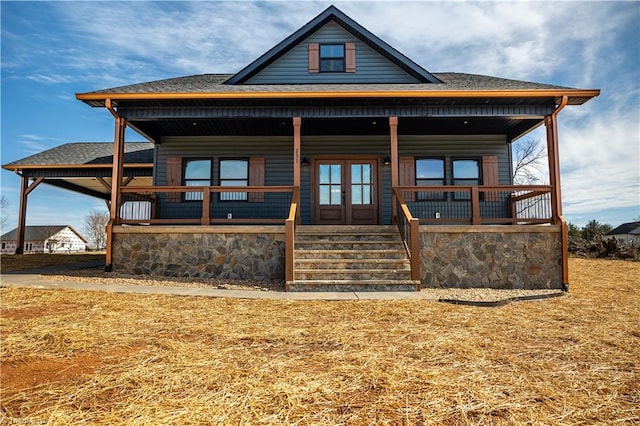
left=1, top=258, right=638, bottom=424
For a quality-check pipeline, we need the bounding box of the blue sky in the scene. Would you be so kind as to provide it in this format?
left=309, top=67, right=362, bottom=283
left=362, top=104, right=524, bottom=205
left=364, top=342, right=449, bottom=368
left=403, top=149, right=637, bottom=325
left=1, top=1, right=639, bottom=236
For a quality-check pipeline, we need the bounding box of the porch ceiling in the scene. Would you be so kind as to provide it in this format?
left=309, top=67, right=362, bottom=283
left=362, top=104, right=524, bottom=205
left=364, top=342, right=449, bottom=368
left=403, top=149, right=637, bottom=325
left=134, top=116, right=542, bottom=142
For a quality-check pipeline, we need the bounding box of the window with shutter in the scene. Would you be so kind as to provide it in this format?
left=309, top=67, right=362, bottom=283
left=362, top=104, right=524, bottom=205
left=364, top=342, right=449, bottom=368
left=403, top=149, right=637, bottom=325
left=319, top=44, right=345, bottom=72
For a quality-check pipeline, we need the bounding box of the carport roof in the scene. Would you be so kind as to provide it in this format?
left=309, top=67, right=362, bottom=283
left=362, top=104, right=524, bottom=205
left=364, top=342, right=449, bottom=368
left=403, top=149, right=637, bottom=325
left=2, top=142, right=153, bottom=170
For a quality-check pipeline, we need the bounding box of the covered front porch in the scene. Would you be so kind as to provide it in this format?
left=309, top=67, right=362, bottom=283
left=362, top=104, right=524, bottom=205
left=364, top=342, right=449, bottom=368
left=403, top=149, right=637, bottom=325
left=100, top=103, right=570, bottom=290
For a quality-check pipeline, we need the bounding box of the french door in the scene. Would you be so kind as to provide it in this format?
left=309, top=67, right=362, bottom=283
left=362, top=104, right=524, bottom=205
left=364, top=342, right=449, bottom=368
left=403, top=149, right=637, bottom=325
left=314, top=159, right=379, bottom=225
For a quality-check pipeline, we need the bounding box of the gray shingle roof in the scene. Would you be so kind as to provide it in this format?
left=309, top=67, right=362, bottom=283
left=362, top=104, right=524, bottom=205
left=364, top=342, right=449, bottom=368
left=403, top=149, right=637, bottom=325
left=82, top=72, right=574, bottom=96
left=607, top=221, right=640, bottom=236
left=3, top=142, right=153, bottom=168
left=1, top=225, right=86, bottom=243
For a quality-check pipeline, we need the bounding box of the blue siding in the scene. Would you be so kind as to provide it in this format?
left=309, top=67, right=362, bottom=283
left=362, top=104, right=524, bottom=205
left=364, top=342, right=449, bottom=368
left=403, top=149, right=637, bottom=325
left=155, top=134, right=510, bottom=224
left=246, top=22, right=419, bottom=84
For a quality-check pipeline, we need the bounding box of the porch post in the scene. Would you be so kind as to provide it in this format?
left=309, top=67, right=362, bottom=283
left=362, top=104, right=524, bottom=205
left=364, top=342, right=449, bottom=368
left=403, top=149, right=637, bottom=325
left=15, top=176, right=43, bottom=254
left=544, top=115, right=561, bottom=222
left=293, top=117, right=301, bottom=188
left=389, top=117, right=399, bottom=221
left=105, top=115, right=126, bottom=271
left=545, top=97, right=570, bottom=290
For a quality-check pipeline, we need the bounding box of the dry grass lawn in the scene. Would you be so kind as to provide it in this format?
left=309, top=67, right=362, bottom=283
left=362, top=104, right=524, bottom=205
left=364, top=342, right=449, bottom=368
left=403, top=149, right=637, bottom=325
left=0, top=252, right=105, bottom=273
left=1, top=258, right=638, bottom=424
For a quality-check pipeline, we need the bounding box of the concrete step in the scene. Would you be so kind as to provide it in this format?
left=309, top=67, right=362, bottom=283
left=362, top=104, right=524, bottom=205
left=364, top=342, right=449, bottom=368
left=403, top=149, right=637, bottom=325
left=295, top=240, right=404, bottom=250
left=287, top=279, right=420, bottom=292
left=296, top=225, right=398, bottom=234
left=295, top=258, right=410, bottom=269
left=295, top=234, right=401, bottom=242
left=295, top=268, right=412, bottom=281
left=295, top=249, right=408, bottom=260
left=291, top=225, right=417, bottom=292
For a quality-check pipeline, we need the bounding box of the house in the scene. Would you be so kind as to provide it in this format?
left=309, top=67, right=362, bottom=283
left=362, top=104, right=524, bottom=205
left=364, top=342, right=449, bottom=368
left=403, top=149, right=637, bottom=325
left=1, top=225, right=87, bottom=254
left=606, top=221, right=640, bottom=245
left=5, top=6, right=599, bottom=290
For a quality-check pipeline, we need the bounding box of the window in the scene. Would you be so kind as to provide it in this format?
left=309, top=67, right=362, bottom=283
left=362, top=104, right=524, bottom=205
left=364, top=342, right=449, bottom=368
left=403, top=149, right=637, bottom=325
left=452, top=159, right=480, bottom=200
left=184, top=159, right=212, bottom=201
left=220, top=159, right=248, bottom=201
left=416, top=158, right=445, bottom=200
left=320, top=44, right=345, bottom=72
left=1, top=243, right=5, bottom=250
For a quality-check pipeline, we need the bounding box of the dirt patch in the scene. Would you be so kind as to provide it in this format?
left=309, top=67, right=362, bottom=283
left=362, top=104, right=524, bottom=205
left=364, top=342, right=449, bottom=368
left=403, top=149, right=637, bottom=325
left=2, top=353, right=100, bottom=392
left=1, top=345, right=144, bottom=418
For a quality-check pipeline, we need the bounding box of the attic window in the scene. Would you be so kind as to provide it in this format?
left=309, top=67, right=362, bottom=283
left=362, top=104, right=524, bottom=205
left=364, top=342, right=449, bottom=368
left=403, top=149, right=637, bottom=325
left=309, top=42, right=355, bottom=73
left=320, top=44, right=345, bottom=72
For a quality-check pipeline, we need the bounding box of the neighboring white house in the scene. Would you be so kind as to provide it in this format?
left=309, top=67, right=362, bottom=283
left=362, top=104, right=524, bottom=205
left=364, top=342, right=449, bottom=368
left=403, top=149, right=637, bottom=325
left=606, top=221, right=640, bottom=246
left=1, top=225, right=87, bottom=254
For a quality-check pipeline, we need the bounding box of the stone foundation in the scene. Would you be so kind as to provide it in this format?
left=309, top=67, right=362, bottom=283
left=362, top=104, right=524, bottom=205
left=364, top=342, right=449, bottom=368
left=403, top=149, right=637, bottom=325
left=111, top=224, right=562, bottom=290
left=420, top=225, right=562, bottom=289
left=112, top=226, right=285, bottom=281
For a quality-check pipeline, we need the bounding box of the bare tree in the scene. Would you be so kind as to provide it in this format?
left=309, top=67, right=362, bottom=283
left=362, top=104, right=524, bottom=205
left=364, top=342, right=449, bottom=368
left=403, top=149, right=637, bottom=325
left=512, top=138, right=546, bottom=184
left=0, top=196, right=8, bottom=229
left=83, top=209, right=110, bottom=250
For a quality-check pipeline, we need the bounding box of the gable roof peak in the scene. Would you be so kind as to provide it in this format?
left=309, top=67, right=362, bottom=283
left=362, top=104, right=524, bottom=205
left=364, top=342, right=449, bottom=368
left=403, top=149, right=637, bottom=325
left=225, top=5, right=442, bottom=85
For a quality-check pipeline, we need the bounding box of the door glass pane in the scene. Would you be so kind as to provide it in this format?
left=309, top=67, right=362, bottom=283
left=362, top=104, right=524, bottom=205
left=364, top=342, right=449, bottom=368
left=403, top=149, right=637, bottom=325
left=363, top=185, right=371, bottom=204
left=319, top=165, right=330, bottom=184
left=352, top=185, right=362, bottom=205
left=330, top=185, right=342, bottom=205
left=320, top=186, right=330, bottom=205
left=362, top=164, right=371, bottom=183
left=351, top=164, right=362, bottom=184
left=331, top=164, right=341, bottom=183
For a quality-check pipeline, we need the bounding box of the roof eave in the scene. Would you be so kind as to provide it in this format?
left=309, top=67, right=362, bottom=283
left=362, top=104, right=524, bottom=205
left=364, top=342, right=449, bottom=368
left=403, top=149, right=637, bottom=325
left=75, top=89, right=601, bottom=105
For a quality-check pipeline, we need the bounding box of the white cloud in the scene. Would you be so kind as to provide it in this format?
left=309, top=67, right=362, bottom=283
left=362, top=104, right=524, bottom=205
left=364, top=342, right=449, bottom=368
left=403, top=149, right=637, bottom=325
left=17, top=134, right=55, bottom=154
left=25, top=73, right=74, bottom=84
left=560, top=107, right=640, bottom=214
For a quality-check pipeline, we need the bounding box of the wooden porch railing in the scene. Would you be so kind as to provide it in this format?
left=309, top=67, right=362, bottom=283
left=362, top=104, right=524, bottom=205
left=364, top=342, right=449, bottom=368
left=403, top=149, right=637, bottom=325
left=118, top=185, right=295, bottom=225
left=285, top=187, right=300, bottom=287
left=396, top=185, right=554, bottom=225
left=393, top=188, right=421, bottom=284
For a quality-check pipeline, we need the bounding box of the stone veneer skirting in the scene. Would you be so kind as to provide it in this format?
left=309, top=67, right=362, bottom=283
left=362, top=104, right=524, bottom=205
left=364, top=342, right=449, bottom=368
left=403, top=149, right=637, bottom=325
left=420, top=225, right=563, bottom=290
left=112, top=226, right=285, bottom=281
left=112, top=224, right=562, bottom=290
